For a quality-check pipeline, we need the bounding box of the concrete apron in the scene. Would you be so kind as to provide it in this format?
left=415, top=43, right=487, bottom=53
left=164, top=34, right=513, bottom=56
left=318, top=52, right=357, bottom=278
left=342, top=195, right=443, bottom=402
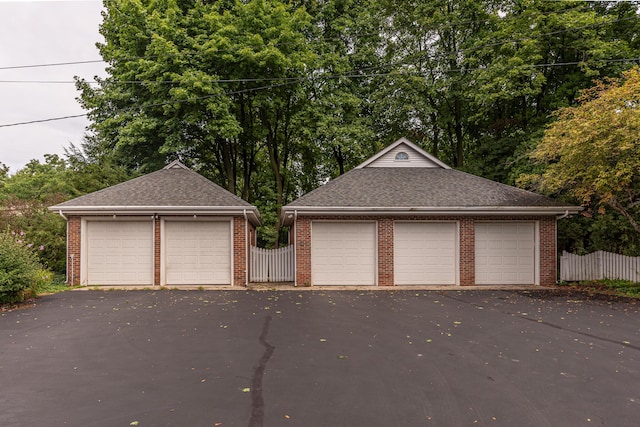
left=70, top=284, right=549, bottom=291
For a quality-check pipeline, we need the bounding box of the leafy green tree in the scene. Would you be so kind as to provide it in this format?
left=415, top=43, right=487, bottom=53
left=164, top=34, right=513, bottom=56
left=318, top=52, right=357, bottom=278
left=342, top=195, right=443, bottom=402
left=298, top=0, right=382, bottom=178
left=0, top=155, right=71, bottom=202
left=79, top=0, right=318, bottom=245
left=469, top=1, right=640, bottom=182
left=0, top=152, right=136, bottom=272
left=526, top=67, right=640, bottom=235
left=74, top=0, right=640, bottom=250
left=376, top=0, right=495, bottom=167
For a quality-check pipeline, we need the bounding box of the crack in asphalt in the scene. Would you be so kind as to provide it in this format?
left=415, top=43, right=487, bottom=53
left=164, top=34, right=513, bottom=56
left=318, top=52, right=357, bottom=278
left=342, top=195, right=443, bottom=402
left=248, top=315, right=275, bottom=427
left=443, top=293, right=640, bottom=352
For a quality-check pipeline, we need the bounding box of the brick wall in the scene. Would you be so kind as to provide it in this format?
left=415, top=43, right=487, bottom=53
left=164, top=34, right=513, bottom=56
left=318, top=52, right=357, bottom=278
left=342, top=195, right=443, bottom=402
left=67, top=215, right=81, bottom=286
left=378, top=219, right=394, bottom=286
left=154, top=218, right=161, bottom=286
left=459, top=218, right=475, bottom=286
left=295, top=217, right=312, bottom=286
left=65, top=215, right=252, bottom=287
left=539, top=217, right=557, bottom=287
left=233, top=216, right=247, bottom=286
left=292, top=215, right=558, bottom=287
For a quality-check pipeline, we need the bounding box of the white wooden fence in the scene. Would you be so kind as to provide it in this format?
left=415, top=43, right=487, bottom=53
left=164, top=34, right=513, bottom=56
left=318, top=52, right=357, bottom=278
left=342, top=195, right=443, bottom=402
left=250, top=245, right=295, bottom=282
left=560, top=250, right=640, bottom=282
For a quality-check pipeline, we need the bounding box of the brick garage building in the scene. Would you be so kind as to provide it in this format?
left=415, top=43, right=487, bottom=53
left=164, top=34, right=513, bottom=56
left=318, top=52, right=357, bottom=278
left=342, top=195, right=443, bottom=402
left=49, top=161, right=260, bottom=287
left=281, top=138, right=580, bottom=287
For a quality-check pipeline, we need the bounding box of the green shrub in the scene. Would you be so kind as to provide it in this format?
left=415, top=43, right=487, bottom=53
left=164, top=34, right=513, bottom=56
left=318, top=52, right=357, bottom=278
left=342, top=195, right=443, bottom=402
left=0, top=230, right=42, bottom=303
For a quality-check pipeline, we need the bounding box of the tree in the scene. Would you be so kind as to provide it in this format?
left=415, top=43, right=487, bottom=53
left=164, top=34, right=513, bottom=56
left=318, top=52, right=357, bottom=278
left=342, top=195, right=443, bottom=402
left=469, top=1, right=639, bottom=183
left=78, top=0, right=317, bottom=246
left=526, top=66, right=640, bottom=235
left=0, top=153, right=136, bottom=272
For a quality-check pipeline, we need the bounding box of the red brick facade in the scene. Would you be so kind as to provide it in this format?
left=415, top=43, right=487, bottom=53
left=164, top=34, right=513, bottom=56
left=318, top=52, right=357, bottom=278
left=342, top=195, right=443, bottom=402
left=233, top=215, right=254, bottom=286
left=293, top=215, right=558, bottom=287
left=65, top=214, right=557, bottom=288
left=539, top=217, right=557, bottom=286
left=378, top=219, right=394, bottom=286
left=154, top=218, right=161, bottom=286
left=459, top=218, right=475, bottom=286
left=67, top=215, right=81, bottom=286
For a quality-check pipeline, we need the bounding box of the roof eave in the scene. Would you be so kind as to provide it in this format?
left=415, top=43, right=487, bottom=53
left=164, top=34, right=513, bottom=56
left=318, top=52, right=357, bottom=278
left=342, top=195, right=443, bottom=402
left=280, top=205, right=583, bottom=225
left=48, top=205, right=262, bottom=226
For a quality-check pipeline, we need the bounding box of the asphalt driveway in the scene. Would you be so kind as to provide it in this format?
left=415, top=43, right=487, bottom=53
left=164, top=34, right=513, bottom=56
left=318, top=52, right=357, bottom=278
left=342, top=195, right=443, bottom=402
left=1, top=289, right=638, bottom=427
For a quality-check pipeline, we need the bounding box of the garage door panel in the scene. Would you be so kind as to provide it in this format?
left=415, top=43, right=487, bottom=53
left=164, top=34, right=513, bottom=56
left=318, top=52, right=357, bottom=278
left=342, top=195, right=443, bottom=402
left=311, top=222, right=376, bottom=286
left=475, top=222, right=536, bottom=285
left=86, top=221, right=153, bottom=286
left=165, top=221, right=231, bottom=285
left=395, top=222, right=457, bottom=285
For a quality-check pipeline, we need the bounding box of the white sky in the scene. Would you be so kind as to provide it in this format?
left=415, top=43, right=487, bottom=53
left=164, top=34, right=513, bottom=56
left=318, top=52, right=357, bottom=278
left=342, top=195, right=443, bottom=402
left=0, top=0, right=106, bottom=174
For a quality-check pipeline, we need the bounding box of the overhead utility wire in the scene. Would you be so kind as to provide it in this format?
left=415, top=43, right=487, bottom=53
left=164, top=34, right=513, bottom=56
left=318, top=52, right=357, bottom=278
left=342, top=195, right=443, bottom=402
left=0, top=80, right=301, bottom=128
left=0, top=5, right=626, bottom=73
left=3, top=54, right=640, bottom=86
left=2, top=54, right=640, bottom=129
left=0, top=60, right=104, bottom=70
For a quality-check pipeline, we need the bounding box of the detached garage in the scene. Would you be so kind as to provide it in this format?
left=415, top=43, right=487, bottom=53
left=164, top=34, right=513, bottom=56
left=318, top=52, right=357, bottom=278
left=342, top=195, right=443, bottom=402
left=282, top=138, right=580, bottom=287
left=50, top=161, right=261, bottom=287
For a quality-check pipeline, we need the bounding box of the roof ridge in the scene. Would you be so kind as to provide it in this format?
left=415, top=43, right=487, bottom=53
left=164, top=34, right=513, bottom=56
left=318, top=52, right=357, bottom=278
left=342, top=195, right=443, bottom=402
left=164, top=160, right=190, bottom=170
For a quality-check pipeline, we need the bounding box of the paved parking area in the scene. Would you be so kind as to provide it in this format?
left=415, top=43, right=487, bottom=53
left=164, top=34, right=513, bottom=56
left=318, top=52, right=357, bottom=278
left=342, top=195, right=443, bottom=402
left=1, top=289, right=638, bottom=427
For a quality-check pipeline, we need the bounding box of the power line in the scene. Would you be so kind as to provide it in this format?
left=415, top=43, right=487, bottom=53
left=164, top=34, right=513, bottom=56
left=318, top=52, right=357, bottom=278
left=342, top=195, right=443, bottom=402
left=0, top=80, right=302, bottom=128
left=0, top=60, right=105, bottom=70
left=3, top=54, right=640, bottom=87
left=0, top=114, right=87, bottom=128
left=0, top=4, right=630, bottom=73
left=3, top=55, right=640, bottom=129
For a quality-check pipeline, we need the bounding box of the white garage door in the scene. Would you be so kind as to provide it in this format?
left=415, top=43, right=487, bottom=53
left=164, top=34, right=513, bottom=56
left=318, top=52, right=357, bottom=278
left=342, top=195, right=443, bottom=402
left=475, top=222, right=536, bottom=285
left=165, top=221, right=231, bottom=285
left=394, top=222, right=457, bottom=285
left=311, top=222, right=376, bottom=286
left=86, top=221, right=153, bottom=285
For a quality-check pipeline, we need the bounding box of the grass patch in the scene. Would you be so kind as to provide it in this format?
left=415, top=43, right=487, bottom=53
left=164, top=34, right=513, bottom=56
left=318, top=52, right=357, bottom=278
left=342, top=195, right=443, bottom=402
left=559, top=279, right=640, bottom=299
left=34, top=274, right=70, bottom=295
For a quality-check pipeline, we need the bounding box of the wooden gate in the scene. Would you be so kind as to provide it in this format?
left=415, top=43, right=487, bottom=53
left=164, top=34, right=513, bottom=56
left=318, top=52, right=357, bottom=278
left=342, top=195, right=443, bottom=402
left=250, top=245, right=295, bottom=282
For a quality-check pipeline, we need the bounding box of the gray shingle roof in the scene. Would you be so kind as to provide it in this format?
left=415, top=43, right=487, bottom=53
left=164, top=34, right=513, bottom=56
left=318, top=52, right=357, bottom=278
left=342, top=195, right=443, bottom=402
left=53, top=167, right=252, bottom=208
left=49, top=164, right=261, bottom=225
left=285, top=167, right=567, bottom=208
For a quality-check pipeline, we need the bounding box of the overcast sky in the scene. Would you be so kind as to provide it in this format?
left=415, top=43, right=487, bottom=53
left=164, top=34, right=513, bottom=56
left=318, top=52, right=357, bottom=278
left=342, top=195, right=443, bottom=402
left=0, top=0, right=106, bottom=174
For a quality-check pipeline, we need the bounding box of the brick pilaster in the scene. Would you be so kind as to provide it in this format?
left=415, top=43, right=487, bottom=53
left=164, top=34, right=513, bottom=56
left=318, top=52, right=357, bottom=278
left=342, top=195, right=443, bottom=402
left=233, top=216, right=248, bottom=286
left=378, top=219, right=394, bottom=286
left=459, top=218, right=475, bottom=286
left=154, top=218, right=161, bottom=286
left=539, top=217, right=557, bottom=286
left=66, top=215, right=81, bottom=286
left=295, top=217, right=312, bottom=286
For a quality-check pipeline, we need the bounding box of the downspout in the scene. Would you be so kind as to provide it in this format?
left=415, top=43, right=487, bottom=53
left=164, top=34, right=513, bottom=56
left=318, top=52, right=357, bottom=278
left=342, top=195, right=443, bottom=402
left=556, top=210, right=570, bottom=220
left=294, top=210, right=298, bottom=287
left=58, top=210, right=70, bottom=285
left=244, top=209, right=248, bottom=287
